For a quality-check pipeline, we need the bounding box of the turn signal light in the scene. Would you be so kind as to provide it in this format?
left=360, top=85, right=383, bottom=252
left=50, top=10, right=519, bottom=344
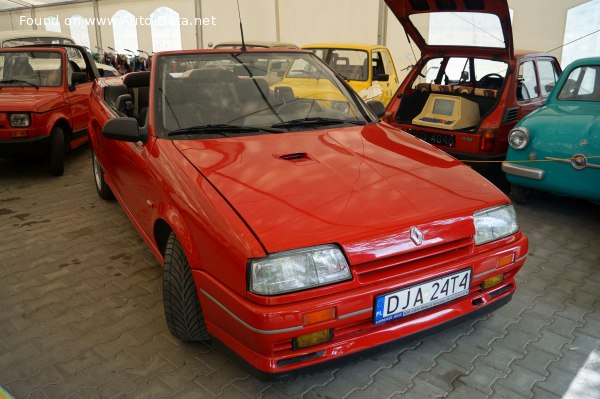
left=482, top=273, right=504, bottom=290
left=302, top=308, right=336, bottom=326
left=11, top=131, right=28, bottom=138
left=294, top=329, right=332, bottom=349
left=496, top=254, right=514, bottom=268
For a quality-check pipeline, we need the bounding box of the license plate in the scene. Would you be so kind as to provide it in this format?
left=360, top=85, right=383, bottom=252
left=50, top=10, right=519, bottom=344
left=410, top=129, right=455, bottom=148
left=374, top=269, right=471, bottom=325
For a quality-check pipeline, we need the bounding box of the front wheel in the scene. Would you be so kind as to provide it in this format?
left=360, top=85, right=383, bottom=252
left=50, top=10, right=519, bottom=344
left=48, top=127, right=65, bottom=176
left=92, top=148, right=114, bottom=200
left=163, top=232, right=210, bottom=342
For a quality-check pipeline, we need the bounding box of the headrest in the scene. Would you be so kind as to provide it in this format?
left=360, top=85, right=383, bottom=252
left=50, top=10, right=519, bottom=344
left=123, top=71, right=150, bottom=88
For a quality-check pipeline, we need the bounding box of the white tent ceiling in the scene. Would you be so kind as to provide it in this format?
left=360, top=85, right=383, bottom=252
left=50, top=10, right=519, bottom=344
left=0, top=0, right=88, bottom=12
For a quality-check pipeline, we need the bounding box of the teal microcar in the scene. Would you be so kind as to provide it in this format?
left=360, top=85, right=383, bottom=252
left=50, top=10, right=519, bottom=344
left=502, top=57, right=600, bottom=204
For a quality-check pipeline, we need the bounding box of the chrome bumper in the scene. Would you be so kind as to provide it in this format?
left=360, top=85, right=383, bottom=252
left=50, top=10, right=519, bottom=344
left=502, top=162, right=545, bottom=180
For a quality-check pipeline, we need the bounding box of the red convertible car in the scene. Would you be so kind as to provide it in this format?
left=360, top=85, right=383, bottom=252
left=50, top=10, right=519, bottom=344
left=89, top=48, right=528, bottom=374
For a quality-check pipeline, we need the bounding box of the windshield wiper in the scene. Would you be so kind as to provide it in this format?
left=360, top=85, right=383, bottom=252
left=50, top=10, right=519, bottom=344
left=168, top=124, right=283, bottom=137
left=271, top=117, right=366, bottom=129
left=0, top=79, right=38, bottom=88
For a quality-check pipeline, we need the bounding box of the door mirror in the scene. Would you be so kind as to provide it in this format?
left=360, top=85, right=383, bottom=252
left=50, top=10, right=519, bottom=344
left=102, top=117, right=146, bottom=142
left=374, top=73, right=390, bottom=82
left=70, top=72, right=87, bottom=91
left=367, top=100, right=386, bottom=118
left=460, top=71, right=469, bottom=81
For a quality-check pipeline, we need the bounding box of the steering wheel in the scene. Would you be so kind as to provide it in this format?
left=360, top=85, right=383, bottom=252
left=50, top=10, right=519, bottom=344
left=477, top=73, right=504, bottom=89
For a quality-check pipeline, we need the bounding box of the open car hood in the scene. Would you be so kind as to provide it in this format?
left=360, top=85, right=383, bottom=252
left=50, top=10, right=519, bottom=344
left=174, top=124, right=508, bottom=263
left=385, top=0, right=513, bottom=59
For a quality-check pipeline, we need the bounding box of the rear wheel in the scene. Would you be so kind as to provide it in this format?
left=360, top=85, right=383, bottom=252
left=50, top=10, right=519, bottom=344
left=92, top=148, right=114, bottom=200
left=48, top=127, right=65, bottom=176
left=510, top=184, right=532, bottom=204
left=163, top=232, right=210, bottom=342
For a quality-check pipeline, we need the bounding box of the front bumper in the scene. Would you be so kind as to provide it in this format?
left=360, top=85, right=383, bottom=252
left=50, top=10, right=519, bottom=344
left=502, top=161, right=545, bottom=180
left=194, top=234, right=528, bottom=374
left=0, top=135, right=50, bottom=158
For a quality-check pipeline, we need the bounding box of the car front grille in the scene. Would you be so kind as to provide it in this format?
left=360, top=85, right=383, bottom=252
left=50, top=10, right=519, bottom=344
left=353, top=237, right=474, bottom=284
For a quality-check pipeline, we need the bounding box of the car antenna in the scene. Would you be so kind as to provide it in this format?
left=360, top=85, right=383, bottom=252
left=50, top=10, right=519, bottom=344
left=236, top=0, right=247, bottom=52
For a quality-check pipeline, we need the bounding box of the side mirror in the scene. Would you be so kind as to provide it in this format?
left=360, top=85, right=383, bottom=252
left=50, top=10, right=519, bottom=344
left=367, top=100, right=386, bottom=119
left=102, top=117, right=146, bottom=142
left=98, top=68, right=105, bottom=77
left=460, top=71, right=469, bottom=81
left=373, top=73, right=390, bottom=82
left=70, top=72, right=87, bottom=91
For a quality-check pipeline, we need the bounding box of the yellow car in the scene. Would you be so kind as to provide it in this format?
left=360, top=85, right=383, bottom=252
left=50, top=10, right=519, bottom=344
left=302, top=43, right=400, bottom=105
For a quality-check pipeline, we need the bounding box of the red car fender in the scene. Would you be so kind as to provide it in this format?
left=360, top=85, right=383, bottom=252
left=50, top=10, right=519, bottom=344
left=44, top=111, right=71, bottom=136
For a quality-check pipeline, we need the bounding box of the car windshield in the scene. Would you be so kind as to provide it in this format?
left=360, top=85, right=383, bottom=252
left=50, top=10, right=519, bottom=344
left=557, top=65, right=600, bottom=102
left=410, top=12, right=506, bottom=49
left=307, top=48, right=369, bottom=81
left=0, top=51, right=63, bottom=87
left=155, top=52, right=372, bottom=137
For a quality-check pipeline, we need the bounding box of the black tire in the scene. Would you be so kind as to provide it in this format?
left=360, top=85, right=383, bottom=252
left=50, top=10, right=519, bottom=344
left=510, top=184, right=532, bottom=204
left=163, top=232, right=210, bottom=342
left=48, top=126, right=65, bottom=176
left=91, top=148, right=114, bottom=200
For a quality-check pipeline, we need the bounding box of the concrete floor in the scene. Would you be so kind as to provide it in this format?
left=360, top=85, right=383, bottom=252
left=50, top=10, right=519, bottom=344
left=1, top=146, right=599, bottom=399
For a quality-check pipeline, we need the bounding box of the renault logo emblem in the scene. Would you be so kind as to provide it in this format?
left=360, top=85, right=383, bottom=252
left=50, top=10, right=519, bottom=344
left=410, top=227, right=424, bottom=246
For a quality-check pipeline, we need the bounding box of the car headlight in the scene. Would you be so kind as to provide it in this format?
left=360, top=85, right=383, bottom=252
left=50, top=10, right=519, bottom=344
left=508, top=127, right=530, bottom=150
left=474, top=205, right=519, bottom=246
left=9, top=113, right=31, bottom=128
left=249, top=244, right=351, bottom=295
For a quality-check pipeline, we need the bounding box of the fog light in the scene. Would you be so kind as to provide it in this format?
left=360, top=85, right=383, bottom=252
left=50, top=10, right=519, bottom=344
left=496, top=254, right=514, bottom=268
left=294, top=329, right=332, bottom=349
left=482, top=274, right=504, bottom=290
left=302, top=308, right=336, bottom=326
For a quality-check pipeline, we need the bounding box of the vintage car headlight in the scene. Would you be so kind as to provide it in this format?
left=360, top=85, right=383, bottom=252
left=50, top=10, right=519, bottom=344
left=9, top=113, right=31, bottom=128
left=249, top=244, right=351, bottom=295
left=474, top=205, right=519, bottom=246
left=508, top=127, right=530, bottom=150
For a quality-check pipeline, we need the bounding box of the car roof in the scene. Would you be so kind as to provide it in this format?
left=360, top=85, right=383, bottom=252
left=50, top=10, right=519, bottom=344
left=302, top=43, right=387, bottom=51
left=564, top=56, right=600, bottom=68
left=0, top=30, right=74, bottom=42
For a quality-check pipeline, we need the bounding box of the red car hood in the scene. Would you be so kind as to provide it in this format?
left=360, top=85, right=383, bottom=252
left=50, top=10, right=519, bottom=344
left=174, top=124, right=507, bottom=264
left=0, top=90, right=65, bottom=113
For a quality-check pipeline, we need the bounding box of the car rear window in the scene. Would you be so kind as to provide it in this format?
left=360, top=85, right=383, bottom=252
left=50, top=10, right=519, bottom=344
left=409, top=12, right=506, bottom=48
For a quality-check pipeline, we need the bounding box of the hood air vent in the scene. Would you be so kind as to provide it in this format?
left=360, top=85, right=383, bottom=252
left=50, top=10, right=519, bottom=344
left=276, top=152, right=318, bottom=165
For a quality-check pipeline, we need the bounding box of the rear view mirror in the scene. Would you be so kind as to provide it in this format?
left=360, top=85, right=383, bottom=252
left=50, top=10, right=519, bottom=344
left=102, top=117, right=146, bottom=142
